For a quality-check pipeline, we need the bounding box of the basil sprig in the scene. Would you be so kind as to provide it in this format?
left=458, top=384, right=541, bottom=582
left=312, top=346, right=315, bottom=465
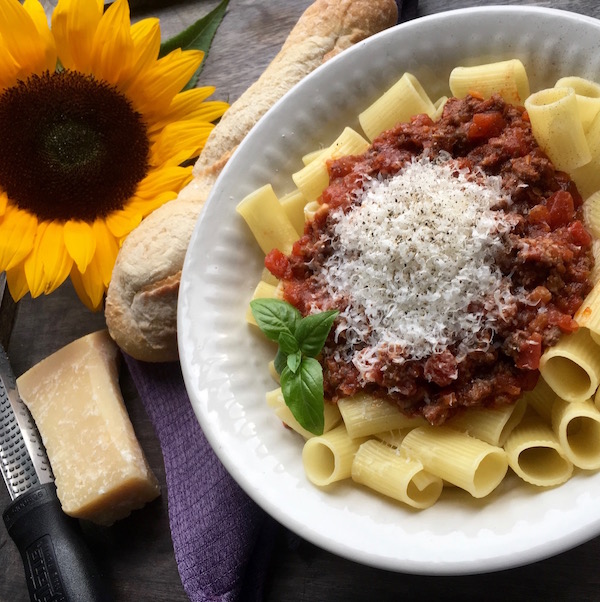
left=250, top=298, right=338, bottom=436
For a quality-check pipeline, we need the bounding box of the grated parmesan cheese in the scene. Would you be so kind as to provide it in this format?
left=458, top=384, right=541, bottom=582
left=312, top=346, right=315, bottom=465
left=315, top=156, right=521, bottom=378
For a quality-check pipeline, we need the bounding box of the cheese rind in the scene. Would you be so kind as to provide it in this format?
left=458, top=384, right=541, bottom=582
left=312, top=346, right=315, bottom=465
left=16, top=330, right=160, bottom=526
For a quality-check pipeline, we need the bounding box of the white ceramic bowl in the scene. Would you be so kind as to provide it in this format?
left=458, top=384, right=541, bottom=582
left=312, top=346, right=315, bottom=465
left=179, top=6, right=600, bottom=574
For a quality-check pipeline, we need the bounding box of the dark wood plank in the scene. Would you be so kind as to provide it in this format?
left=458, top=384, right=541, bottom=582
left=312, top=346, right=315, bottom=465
left=2, top=1, right=600, bottom=601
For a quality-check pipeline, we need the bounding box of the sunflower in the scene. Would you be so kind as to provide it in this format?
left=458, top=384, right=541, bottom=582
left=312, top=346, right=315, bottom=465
left=0, top=0, right=228, bottom=310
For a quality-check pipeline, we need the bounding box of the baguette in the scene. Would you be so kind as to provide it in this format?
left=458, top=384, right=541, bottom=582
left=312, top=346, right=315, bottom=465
left=105, top=0, right=398, bottom=362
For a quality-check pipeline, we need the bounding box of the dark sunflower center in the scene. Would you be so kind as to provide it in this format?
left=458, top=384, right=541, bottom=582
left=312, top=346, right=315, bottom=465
left=0, top=70, right=150, bottom=222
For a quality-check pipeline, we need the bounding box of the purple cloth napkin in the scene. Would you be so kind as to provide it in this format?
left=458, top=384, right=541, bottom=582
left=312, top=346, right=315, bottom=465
left=125, top=357, right=278, bottom=602
left=123, top=4, right=418, bottom=600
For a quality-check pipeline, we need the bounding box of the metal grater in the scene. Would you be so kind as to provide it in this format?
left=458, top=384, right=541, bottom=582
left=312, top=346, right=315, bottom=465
left=1, top=343, right=110, bottom=601
left=0, top=345, right=53, bottom=500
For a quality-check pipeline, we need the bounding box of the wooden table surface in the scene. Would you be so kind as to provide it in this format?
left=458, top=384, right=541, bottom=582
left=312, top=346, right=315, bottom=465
left=3, top=0, right=600, bottom=600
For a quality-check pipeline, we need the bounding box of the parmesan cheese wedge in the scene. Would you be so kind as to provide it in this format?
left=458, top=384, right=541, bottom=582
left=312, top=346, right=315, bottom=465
left=16, top=330, right=160, bottom=526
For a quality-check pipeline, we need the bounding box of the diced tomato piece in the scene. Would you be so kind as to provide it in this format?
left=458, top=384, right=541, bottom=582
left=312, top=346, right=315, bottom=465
left=264, top=248, right=291, bottom=280
left=567, top=220, right=592, bottom=247
left=548, top=308, right=579, bottom=333
left=528, top=204, right=549, bottom=224
left=516, top=333, right=542, bottom=370
left=467, top=111, right=505, bottom=140
left=546, top=190, right=574, bottom=229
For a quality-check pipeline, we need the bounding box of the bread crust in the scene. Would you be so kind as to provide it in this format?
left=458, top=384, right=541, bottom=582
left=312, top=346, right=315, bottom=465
left=105, top=0, right=398, bottom=362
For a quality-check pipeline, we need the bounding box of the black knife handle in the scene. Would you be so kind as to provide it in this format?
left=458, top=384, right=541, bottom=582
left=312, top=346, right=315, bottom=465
left=3, top=483, right=112, bottom=601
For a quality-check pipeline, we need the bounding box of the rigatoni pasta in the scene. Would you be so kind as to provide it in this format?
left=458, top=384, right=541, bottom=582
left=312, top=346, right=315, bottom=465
left=539, top=327, right=600, bottom=403
left=236, top=183, right=299, bottom=255
left=504, top=413, right=573, bottom=487
left=524, top=87, right=591, bottom=173
left=449, top=59, right=530, bottom=104
left=338, top=393, right=425, bottom=439
left=240, top=57, right=600, bottom=511
left=352, top=440, right=443, bottom=509
left=552, top=397, right=600, bottom=470
left=446, top=397, right=527, bottom=447
left=401, top=426, right=508, bottom=498
left=554, top=76, right=600, bottom=132
left=302, top=424, right=366, bottom=486
left=358, top=72, right=436, bottom=141
left=291, top=127, right=369, bottom=201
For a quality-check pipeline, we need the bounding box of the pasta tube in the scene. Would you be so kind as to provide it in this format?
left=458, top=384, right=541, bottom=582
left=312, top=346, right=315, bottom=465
left=292, top=127, right=369, bottom=201
left=449, top=59, right=530, bottom=104
left=338, top=393, right=425, bottom=439
left=352, top=440, right=443, bottom=509
left=279, top=188, right=308, bottom=235
left=583, top=190, right=600, bottom=240
left=236, top=183, right=299, bottom=255
left=521, top=376, right=558, bottom=422
left=401, top=425, right=508, bottom=498
left=555, top=76, right=600, bottom=132
left=524, top=87, right=591, bottom=173
left=552, top=397, right=600, bottom=469
left=539, top=327, right=600, bottom=403
left=302, top=424, right=366, bottom=486
left=446, top=397, right=527, bottom=447
left=575, top=277, right=600, bottom=342
left=504, top=413, right=573, bottom=486
left=358, top=72, right=436, bottom=141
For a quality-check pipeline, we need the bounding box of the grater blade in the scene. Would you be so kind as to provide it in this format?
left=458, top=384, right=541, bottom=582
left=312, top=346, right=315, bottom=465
left=0, top=344, right=53, bottom=501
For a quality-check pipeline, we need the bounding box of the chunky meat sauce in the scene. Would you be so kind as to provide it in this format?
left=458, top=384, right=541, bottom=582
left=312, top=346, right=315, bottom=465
left=265, top=95, right=594, bottom=424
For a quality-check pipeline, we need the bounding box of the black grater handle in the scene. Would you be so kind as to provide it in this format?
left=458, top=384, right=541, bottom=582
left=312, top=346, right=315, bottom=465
left=3, top=482, right=112, bottom=601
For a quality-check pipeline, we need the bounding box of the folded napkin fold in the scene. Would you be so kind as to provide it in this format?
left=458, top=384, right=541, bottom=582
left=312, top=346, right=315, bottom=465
left=125, top=357, right=278, bottom=602
left=125, top=3, right=417, bottom=600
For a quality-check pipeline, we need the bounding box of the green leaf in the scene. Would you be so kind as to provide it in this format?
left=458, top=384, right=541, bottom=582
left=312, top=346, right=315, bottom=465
left=158, top=0, right=229, bottom=89
left=286, top=350, right=302, bottom=374
left=278, top=330, right=299, bottom=356
left=280, top=358, right=325, bottom=435
left=295, top=310, right=339, bottom=357
left=274, top=348, right=287, bottom=375
left=250, top=298, right=301, bottom=342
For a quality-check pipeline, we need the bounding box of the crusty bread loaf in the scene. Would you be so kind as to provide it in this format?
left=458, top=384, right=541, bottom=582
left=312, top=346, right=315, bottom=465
left=105, top=0, right=398, bottom=362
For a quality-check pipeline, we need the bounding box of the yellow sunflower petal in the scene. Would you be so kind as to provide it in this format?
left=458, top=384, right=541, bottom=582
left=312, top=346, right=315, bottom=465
left=134, top=165, right=193, bottom=200
left=23, top=221, right=48, bottom=298
left=90, top=0, right=134, bottom=85
left=51, top=0, right=103, bottom=72
left=63, top=219, right=96, bottom=273
left=127, top=190, right=180, bottom=217
left=151, top=120, right=214, bottom=167
left=91, top=219, right=119, bottom=287
left=0, top=192, right=7, bottom=216
left=39, top=221, right=73, bottom=294
left=149, top=96, right=228, bottom=134
left=105, top=208, right=142, bottom=241
left=70, top=262, right=104, bottom=311
left=5, top=263, right=30, bottom=302
left=126, top=17, right=161, bottom=83
left=23, top=0, right=58, bottom=71
left=124, top=48, right=204, bottom=117
left=0, top=205, right=37, bottom=271
left=0, top=0, right=51, bottom=77
left=0, top=40, right=21, bottom=90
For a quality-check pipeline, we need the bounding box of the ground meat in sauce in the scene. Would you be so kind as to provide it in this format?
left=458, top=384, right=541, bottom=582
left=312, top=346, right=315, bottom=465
left=265, top=94, right=595, bottom=425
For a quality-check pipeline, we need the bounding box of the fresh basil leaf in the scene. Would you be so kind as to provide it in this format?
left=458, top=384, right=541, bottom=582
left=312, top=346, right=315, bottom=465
left=250, top=298, right=301, bottom=342
left=295, top=310, right=339, bottom=357
left=274, top=348, right=287, bottom=375
left=278, top=330, right=299, bottom=356
left=280, top=358, right=325, bottom=435
left=286, top=350, right=302, bottom=374
left=158, top=0, right=229, bottom=89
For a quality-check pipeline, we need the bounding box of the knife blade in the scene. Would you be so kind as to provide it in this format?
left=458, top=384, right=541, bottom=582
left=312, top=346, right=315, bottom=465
left=0, top=344, right=112, bottom=601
